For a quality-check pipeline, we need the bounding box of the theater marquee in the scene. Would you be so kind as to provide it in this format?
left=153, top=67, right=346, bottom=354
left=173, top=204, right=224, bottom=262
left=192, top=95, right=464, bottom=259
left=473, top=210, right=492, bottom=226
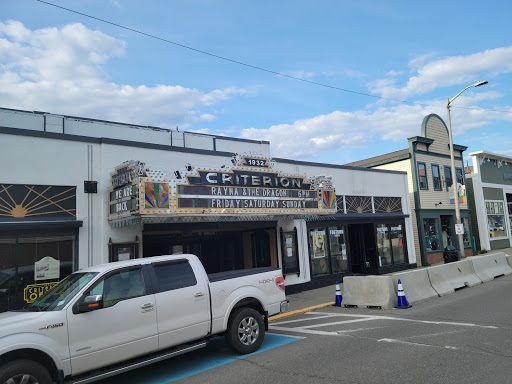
left=140, top=154, right=336, bottom=216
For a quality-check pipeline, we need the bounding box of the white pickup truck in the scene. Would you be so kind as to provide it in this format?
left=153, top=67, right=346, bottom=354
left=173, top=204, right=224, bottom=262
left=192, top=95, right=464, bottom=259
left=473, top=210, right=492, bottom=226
left=0, top=254, right=289, bottom=384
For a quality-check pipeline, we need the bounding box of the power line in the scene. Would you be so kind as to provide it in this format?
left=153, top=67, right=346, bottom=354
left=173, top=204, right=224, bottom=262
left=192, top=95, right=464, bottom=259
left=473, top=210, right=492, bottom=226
left=34, top=0, right=511, bottom=114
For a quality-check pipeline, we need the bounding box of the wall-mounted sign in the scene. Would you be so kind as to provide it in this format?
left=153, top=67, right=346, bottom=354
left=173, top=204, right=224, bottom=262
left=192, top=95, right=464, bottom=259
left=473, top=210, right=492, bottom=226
left=140, top=154, right=336, bottom=216
left=242, top=157, right=270, bottom=168
left=108, top=161, right=146, bottom=220
left=109, top=185, right=138, bottom=215
left=34, top=256, right=60, bottom=281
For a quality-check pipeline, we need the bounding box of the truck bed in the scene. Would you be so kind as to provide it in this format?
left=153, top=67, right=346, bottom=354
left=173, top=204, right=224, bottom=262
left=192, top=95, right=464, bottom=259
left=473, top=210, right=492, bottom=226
left=208, top=267, right=280, bottom=282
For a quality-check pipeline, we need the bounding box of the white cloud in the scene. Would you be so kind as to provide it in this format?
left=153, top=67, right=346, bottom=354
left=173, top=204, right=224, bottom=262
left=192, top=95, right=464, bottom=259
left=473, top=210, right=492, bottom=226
left=0, top=20, right=243, bottom=128
left=240, top=104, right=436, bottom=160
left=370, top=46, right=512, bottom=99
left=239, top=93, right=511, bottom=161
left=287, top=70, right=316, bottom=80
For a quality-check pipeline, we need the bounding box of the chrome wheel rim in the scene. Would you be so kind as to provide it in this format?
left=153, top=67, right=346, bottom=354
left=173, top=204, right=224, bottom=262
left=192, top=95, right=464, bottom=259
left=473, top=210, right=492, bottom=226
left=237, top=316, right=259, bottom=346
left=4, top=374, right=40, bottom=384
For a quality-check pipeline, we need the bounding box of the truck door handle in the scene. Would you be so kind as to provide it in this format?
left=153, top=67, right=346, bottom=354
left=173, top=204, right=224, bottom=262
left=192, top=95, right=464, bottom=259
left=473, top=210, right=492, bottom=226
left=141, top=303, right=154, bottom=310
left=194, top=292, right=204, bottom=298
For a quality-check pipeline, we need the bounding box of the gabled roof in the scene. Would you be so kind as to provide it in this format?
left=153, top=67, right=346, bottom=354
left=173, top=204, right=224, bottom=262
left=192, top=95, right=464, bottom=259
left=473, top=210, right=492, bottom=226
left=346, top=148, right=410, bottom=168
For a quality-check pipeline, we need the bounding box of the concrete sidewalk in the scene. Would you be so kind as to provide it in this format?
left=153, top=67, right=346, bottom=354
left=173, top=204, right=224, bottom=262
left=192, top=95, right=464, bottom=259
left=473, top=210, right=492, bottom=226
left=270, top=247, right=512, bottom=322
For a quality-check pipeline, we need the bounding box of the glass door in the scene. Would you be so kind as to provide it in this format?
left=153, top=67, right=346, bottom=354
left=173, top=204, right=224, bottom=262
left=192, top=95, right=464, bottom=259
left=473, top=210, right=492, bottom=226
left=328, top=226, right=348, bottom=273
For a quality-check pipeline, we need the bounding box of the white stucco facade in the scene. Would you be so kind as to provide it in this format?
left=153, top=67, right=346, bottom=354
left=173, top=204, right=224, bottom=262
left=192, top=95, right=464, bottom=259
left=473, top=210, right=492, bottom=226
left=0, top=107, right=415, bottom=298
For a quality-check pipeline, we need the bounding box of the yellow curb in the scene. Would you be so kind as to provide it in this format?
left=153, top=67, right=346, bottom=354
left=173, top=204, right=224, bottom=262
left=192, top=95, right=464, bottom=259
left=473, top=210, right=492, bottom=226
left=269, top=302, right=334, bottom=322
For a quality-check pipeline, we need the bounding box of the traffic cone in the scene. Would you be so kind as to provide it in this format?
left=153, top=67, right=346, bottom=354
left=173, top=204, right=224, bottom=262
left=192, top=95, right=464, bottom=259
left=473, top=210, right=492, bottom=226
left=333, top=281, right=342, bottom=306
left=396, top=279, right=411, bottom=309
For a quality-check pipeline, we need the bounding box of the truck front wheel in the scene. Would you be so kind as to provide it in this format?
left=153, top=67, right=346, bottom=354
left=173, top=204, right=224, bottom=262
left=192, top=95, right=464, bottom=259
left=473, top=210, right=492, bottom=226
left=0, top=359, right=52, bottom=384
left=225, top=307, right=265, bottom=354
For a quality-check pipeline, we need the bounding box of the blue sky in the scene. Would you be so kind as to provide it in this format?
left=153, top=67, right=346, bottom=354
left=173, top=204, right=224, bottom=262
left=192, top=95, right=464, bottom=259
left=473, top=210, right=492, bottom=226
left=1, top=0, right=511, bottom=165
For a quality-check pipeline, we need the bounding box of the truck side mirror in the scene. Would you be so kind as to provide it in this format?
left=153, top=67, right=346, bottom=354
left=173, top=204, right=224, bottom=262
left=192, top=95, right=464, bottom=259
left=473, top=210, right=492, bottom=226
left=76, top=295, right=104, bottom=314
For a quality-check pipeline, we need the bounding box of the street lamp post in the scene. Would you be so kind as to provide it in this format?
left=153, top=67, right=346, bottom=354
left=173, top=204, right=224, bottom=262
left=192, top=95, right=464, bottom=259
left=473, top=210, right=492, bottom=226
left=446, top=80, right=488, bottom=260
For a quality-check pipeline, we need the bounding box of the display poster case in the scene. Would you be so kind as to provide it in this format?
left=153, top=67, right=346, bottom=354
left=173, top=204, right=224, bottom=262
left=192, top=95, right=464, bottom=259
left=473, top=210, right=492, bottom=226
left=281, top=228, right=299, bottom=276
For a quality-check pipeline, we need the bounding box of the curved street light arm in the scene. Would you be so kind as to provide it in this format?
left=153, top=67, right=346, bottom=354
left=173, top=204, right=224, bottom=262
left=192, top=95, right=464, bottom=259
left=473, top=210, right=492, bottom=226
left=448, top=81, right=488, bottom=106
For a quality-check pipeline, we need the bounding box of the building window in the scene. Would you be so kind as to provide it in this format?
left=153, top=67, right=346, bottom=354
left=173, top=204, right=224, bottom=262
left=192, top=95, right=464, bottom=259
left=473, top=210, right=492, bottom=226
left=309, top=227, right=349, bottom=277
left=418, top=163, right=428, bottom=190
left=328, top=227, right=348, bottom=273
left=441, top=216, right=453, bottom=247
left=376, top=223, right=407, bottom=266
left=462, top=217, right=471, bottom=248
left=431, top=165, right=442, bottom=191
left=423, top=218, right=441, bottom=252
left=444, top=166, right=452, bottom=190
left=486, top=201, right=507, bottom=238
left=309, top=228, right=328, bottom=277
left=376, top=224, right=392, bottom=266
left=391, top=224, right=406, bottom=264
left=0, top=233, right=77, bottom=313
left=456, top=167, right=464, bottom=185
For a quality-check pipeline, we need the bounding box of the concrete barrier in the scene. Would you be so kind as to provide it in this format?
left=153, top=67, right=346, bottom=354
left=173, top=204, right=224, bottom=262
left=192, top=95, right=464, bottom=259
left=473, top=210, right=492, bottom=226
left=508, top=255, right=512, bottom=269
left=427, top=259, right=481, bottom=296
left=392, top=269, right=438, bottom=304
left=470, top=252, right=512, bottom=283
left=342, top=276, right=397, bottom=309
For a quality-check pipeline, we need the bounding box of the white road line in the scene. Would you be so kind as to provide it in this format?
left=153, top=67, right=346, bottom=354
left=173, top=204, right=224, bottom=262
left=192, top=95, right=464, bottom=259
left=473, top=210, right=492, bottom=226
left=378, top=338, right=459, bottom=350
left=270, top=326, right=342, bottom=336
left=271, top=314, right=340, bottom=325
left=310, top=312, right=379, bottom=318
left=301, top=317, right=382, bottom=329
left=312, top=312, right=498, bottom=329
left=267, top=332, right=305, bottom=339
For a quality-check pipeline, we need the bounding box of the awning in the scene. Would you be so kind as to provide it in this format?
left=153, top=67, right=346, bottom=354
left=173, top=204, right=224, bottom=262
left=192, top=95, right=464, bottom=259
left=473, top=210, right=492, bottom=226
left=0, top=220, right=83, bottom=231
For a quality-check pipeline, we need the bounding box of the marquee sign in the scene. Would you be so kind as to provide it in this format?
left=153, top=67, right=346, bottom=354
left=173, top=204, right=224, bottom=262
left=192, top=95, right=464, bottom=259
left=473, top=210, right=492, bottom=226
left=139, top=154, right=336, bottom=216
left=108, top=161, right=146, bottom=220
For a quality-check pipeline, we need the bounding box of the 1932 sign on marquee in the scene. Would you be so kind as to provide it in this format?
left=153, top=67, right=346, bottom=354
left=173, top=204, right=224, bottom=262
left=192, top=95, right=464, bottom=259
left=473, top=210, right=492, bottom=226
left=140, top=154, right=336, bottom=216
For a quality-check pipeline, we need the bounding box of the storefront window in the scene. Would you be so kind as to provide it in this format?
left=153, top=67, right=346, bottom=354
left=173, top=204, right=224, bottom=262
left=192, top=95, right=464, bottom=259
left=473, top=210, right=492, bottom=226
left=424, top=218, right=440, bottom=251
left=441, top=216, right=453, bottom=247
left=328, top=227, right=348, bottom=273
left=376, top=224, right=392, bottom=266
left=309, top=229, right=328, bottom=277
left=462, top=217, right=471, bottom=248
left=509, top=202, right=512, bottom=238
left=390, top=225, right=406, bottom=264
left=486, top=201, right=506, bottom=238
left=0, top=234, right=76, bottom=313
left=376, top=223, right=406, bottom=266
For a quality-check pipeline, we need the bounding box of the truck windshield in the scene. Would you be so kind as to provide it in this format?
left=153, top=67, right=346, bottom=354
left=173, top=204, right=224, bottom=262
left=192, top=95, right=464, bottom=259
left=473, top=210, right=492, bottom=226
left=24, top=272, right=98, bottom=312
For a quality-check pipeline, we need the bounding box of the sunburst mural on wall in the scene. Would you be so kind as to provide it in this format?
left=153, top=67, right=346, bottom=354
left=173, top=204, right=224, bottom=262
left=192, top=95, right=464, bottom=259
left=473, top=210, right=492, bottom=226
left=345, top=195, right=373, bottom=214
left=374, top=197, right=402, bottom=213
left=0, top=184, right=76, bottom=219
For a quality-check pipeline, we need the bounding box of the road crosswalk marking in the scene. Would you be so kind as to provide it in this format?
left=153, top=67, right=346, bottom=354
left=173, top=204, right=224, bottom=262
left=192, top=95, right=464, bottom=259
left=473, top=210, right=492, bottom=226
left=270, top=311, right=497, bottom=337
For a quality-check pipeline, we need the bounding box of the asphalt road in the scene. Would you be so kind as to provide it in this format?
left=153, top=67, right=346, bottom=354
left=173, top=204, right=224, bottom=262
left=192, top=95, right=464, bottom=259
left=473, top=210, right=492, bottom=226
left=174, top=274, right=512, bottom=384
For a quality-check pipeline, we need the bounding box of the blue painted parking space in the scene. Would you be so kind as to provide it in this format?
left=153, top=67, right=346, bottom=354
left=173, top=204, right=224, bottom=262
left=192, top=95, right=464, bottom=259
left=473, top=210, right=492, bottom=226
left=97, top=334, right=299, bottom=384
